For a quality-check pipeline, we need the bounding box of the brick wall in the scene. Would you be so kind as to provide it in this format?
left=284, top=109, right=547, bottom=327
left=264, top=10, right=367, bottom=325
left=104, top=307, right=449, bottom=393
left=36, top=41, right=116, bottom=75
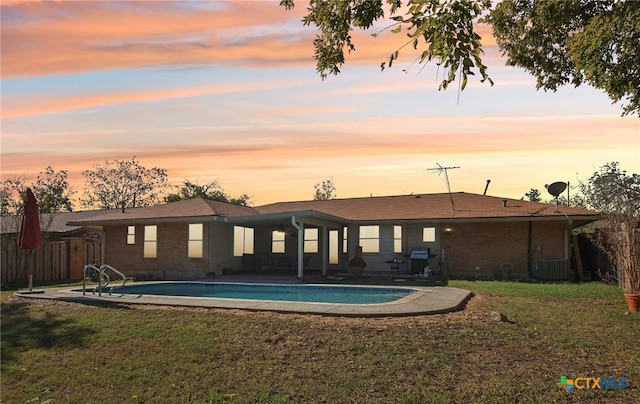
left=69, top=238, right=84, bottom=280
left=100, top=219, right=570, bottom=281
left=441, top=221, right=568, bottom=280
left=104, top=222, right=211, bottom=280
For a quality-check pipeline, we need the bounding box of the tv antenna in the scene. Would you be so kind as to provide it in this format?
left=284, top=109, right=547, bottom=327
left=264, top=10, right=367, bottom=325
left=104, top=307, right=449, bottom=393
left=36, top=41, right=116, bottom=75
left=427, top=163, right=460, bottom=212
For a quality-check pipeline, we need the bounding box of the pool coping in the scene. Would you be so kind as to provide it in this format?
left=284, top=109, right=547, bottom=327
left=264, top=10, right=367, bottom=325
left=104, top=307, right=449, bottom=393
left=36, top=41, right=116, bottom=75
left=15, top=282, right=472, bottom=317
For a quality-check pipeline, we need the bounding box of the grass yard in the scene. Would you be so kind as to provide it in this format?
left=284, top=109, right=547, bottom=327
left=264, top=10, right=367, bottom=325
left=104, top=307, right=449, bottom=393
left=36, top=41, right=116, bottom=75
left=1, top=280, right=638, bottom=403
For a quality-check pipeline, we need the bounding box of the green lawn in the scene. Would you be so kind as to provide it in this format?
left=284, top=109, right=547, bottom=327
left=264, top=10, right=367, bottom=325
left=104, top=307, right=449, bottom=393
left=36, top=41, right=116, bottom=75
left=1, top=280, right=638, bottom=403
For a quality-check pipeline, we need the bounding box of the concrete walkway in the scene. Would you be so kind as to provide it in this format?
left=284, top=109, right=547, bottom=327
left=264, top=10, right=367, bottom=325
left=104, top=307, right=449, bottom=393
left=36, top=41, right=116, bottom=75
left=15, top=277, right=471, bottom=317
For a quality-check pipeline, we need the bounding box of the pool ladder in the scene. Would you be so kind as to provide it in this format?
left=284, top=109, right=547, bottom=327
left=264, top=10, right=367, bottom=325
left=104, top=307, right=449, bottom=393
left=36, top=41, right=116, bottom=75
left=82, top=264, right=127, bottom=296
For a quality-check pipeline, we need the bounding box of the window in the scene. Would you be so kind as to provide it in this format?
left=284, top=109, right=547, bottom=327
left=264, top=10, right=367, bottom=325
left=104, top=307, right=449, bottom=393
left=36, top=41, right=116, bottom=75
left=304, top=228, right=318, bottom=253
left=143, top=225, right=157, bottom=258
left=127, top=226, right=135, bottom=245
left=233, top=226, right=254, bottom=256
left=423, top=226, right=436, bottom=243
left=188, top=223, right=203, bottom=258
left=393, top=225, right=402, bottom=253
left=342, top=227, right=348, bottom=253
left=272, top=230, right=285, bottom=254
left=329, top=230, right=339, bottom=264
left=359, top=225, right=379, bottom=253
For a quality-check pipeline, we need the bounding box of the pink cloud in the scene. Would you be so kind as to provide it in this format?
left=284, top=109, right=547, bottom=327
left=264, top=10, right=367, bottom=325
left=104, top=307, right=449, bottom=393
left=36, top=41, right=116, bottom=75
left=1, top=1, right=315, bottom=78
left=2, top=1, right=500, bottom=79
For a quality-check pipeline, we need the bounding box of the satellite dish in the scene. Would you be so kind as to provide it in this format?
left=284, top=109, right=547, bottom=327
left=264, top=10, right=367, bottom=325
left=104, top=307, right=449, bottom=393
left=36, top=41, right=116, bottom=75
left=547, top=181, right=567, bottom=197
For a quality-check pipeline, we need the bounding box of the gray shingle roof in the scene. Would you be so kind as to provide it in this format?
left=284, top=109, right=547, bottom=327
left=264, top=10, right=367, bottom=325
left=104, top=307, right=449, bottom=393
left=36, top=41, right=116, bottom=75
left=65, top=198, right=259, bottom=225
left=255, top=192, right=598, bottom=221
left=1, top=193, right=597, bottom=231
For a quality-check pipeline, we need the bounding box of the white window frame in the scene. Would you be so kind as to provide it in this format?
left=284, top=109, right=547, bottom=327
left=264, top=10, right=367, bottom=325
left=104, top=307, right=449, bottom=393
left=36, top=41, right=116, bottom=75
left=233, top=226, right=254, bottom=256
left=188, top=223, right=203, bottom=259
left=359, top=225, right=379, bottom=253
left=143, top=225, right=157, bottom=258
left=393, top=225, right=402, bottom=254
left=423, top=226, right=436, bottom=243
left=272, top=230, right=285, bottom=254
left=127, top=225, right=135, bottom=245
left=342, top=227, right=348, bottom=253
left=304, top=228, right=318, bottom=253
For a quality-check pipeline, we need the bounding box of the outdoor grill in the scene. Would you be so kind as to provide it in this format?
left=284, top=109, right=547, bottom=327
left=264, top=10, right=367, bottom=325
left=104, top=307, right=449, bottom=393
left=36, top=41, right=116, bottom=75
left=409, top=248, right=429, bottom=275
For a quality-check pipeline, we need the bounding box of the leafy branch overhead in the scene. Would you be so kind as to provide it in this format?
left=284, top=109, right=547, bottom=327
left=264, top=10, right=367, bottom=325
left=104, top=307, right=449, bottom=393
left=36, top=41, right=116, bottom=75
left=282, top=0, right=492, bottom=92
left=282, top=0, right=639, bottom=116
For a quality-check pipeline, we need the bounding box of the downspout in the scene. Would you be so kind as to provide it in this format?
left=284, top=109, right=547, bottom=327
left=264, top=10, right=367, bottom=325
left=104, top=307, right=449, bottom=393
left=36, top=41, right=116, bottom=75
left=291, top=216, right=303, bottom=280
left=557, top=208, right=574, bottom=279
left=527, top=221, right=533, bottom=278
left=556, top=209, right=572, bottom=260
left=101, top=227, right=107, bottom=266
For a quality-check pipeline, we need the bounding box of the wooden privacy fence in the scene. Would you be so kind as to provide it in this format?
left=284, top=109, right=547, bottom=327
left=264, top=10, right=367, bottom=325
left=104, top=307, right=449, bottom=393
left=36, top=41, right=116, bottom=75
left=1, top=239, right=102, bottom=284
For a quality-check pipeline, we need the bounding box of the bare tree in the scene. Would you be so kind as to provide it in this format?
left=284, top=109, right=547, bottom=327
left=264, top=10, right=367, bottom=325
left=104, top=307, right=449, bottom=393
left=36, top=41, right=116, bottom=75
left=82, top=157, right=168, bottom=210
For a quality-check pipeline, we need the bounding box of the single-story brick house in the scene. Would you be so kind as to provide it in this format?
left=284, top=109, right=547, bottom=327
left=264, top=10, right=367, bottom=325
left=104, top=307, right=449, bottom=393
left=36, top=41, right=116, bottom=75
left=66, top=192, right=600, bottom=281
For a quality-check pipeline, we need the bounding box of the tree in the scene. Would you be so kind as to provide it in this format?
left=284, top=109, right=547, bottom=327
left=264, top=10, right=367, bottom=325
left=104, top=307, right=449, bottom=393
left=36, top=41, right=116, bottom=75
left=555, top=190, right=588, bottom=210
left=81, top=157, right=168, bottom=210
left=524, top=188, right=542, bottom=202
left=0, top=176, right=30, bottom=241
left=165, top=179, right=227, bottom=203
left=282, top=0, right=492, bottom=92
left=581, top=162, right=640, bottom=294
left=314, top=177, right=337, bottom=200
left=283, top=0, right=639, bottom=116
left=228, top=194, right=252, bottom=207
left=31, top=166, right=75, bottom=213
left=489, top=0, right=640, bottom=116
left=165, top=179, right=252, bottom=206
left=0, top=176, right=28, bottom=216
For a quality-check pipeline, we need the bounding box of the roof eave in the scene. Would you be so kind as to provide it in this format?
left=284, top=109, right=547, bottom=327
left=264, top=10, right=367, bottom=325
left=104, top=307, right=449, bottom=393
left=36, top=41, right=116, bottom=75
left=67, top=215, right=225, bottom=227
left=352, top=214, right=601, bottom=225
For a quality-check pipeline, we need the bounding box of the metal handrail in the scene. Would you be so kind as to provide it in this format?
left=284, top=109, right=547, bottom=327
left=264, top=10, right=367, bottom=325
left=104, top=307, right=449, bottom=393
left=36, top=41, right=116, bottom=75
left=82, top=263, right=127, bottom=297
left=93, top=271, right=110, bottom=295
left=82, top=264, right=106, bottom=296
left=99, top=264, right=127, bottom=295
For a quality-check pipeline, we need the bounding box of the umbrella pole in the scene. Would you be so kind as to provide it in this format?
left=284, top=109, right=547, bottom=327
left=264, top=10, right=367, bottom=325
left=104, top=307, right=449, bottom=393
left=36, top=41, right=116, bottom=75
left=27, top=251, right=33, bottom=292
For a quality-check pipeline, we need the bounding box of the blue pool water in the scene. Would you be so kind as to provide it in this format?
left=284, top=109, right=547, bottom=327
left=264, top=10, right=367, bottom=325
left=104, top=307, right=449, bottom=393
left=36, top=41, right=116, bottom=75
left=93, top=282, right=417, bottom=304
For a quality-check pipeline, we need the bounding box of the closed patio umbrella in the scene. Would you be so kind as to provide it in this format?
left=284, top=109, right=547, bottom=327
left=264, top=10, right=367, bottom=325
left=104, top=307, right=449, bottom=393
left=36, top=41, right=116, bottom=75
left=18, top=188, right=44, bottom=291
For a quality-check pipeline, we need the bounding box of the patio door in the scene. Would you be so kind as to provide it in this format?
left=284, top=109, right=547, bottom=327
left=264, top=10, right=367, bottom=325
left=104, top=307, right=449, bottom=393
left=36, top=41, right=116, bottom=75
left=329, top=230, right=339, bottom=265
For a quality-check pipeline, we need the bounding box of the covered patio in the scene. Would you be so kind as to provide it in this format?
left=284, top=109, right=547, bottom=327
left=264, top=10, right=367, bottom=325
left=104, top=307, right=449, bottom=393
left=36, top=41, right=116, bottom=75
left=225, top=210, right=350, bottom=280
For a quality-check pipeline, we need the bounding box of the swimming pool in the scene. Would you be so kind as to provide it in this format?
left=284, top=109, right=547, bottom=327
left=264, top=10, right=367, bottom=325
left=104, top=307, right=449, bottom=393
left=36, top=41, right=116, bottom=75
left=87, top=282, right=418, bottom=305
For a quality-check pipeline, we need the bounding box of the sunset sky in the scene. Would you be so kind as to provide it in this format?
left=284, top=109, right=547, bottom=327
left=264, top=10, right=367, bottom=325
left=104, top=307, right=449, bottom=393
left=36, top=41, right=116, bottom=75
left=2, top=0, right=638, bottom=206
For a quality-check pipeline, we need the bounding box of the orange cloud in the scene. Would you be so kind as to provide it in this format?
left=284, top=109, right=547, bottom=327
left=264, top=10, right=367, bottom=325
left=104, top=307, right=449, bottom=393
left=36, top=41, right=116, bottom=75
left=2, top=1, right=500, bottom=79
left=1, top=1, right=315, bottom=78
left=2, top=111, right=637, bottom=205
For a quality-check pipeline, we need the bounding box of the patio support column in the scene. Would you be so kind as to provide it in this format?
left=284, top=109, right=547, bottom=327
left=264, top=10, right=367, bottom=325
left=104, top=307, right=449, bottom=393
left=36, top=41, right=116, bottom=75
left=291, top=216, right=303, bottom=280
left=321, top=226, right=328, bottom=276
